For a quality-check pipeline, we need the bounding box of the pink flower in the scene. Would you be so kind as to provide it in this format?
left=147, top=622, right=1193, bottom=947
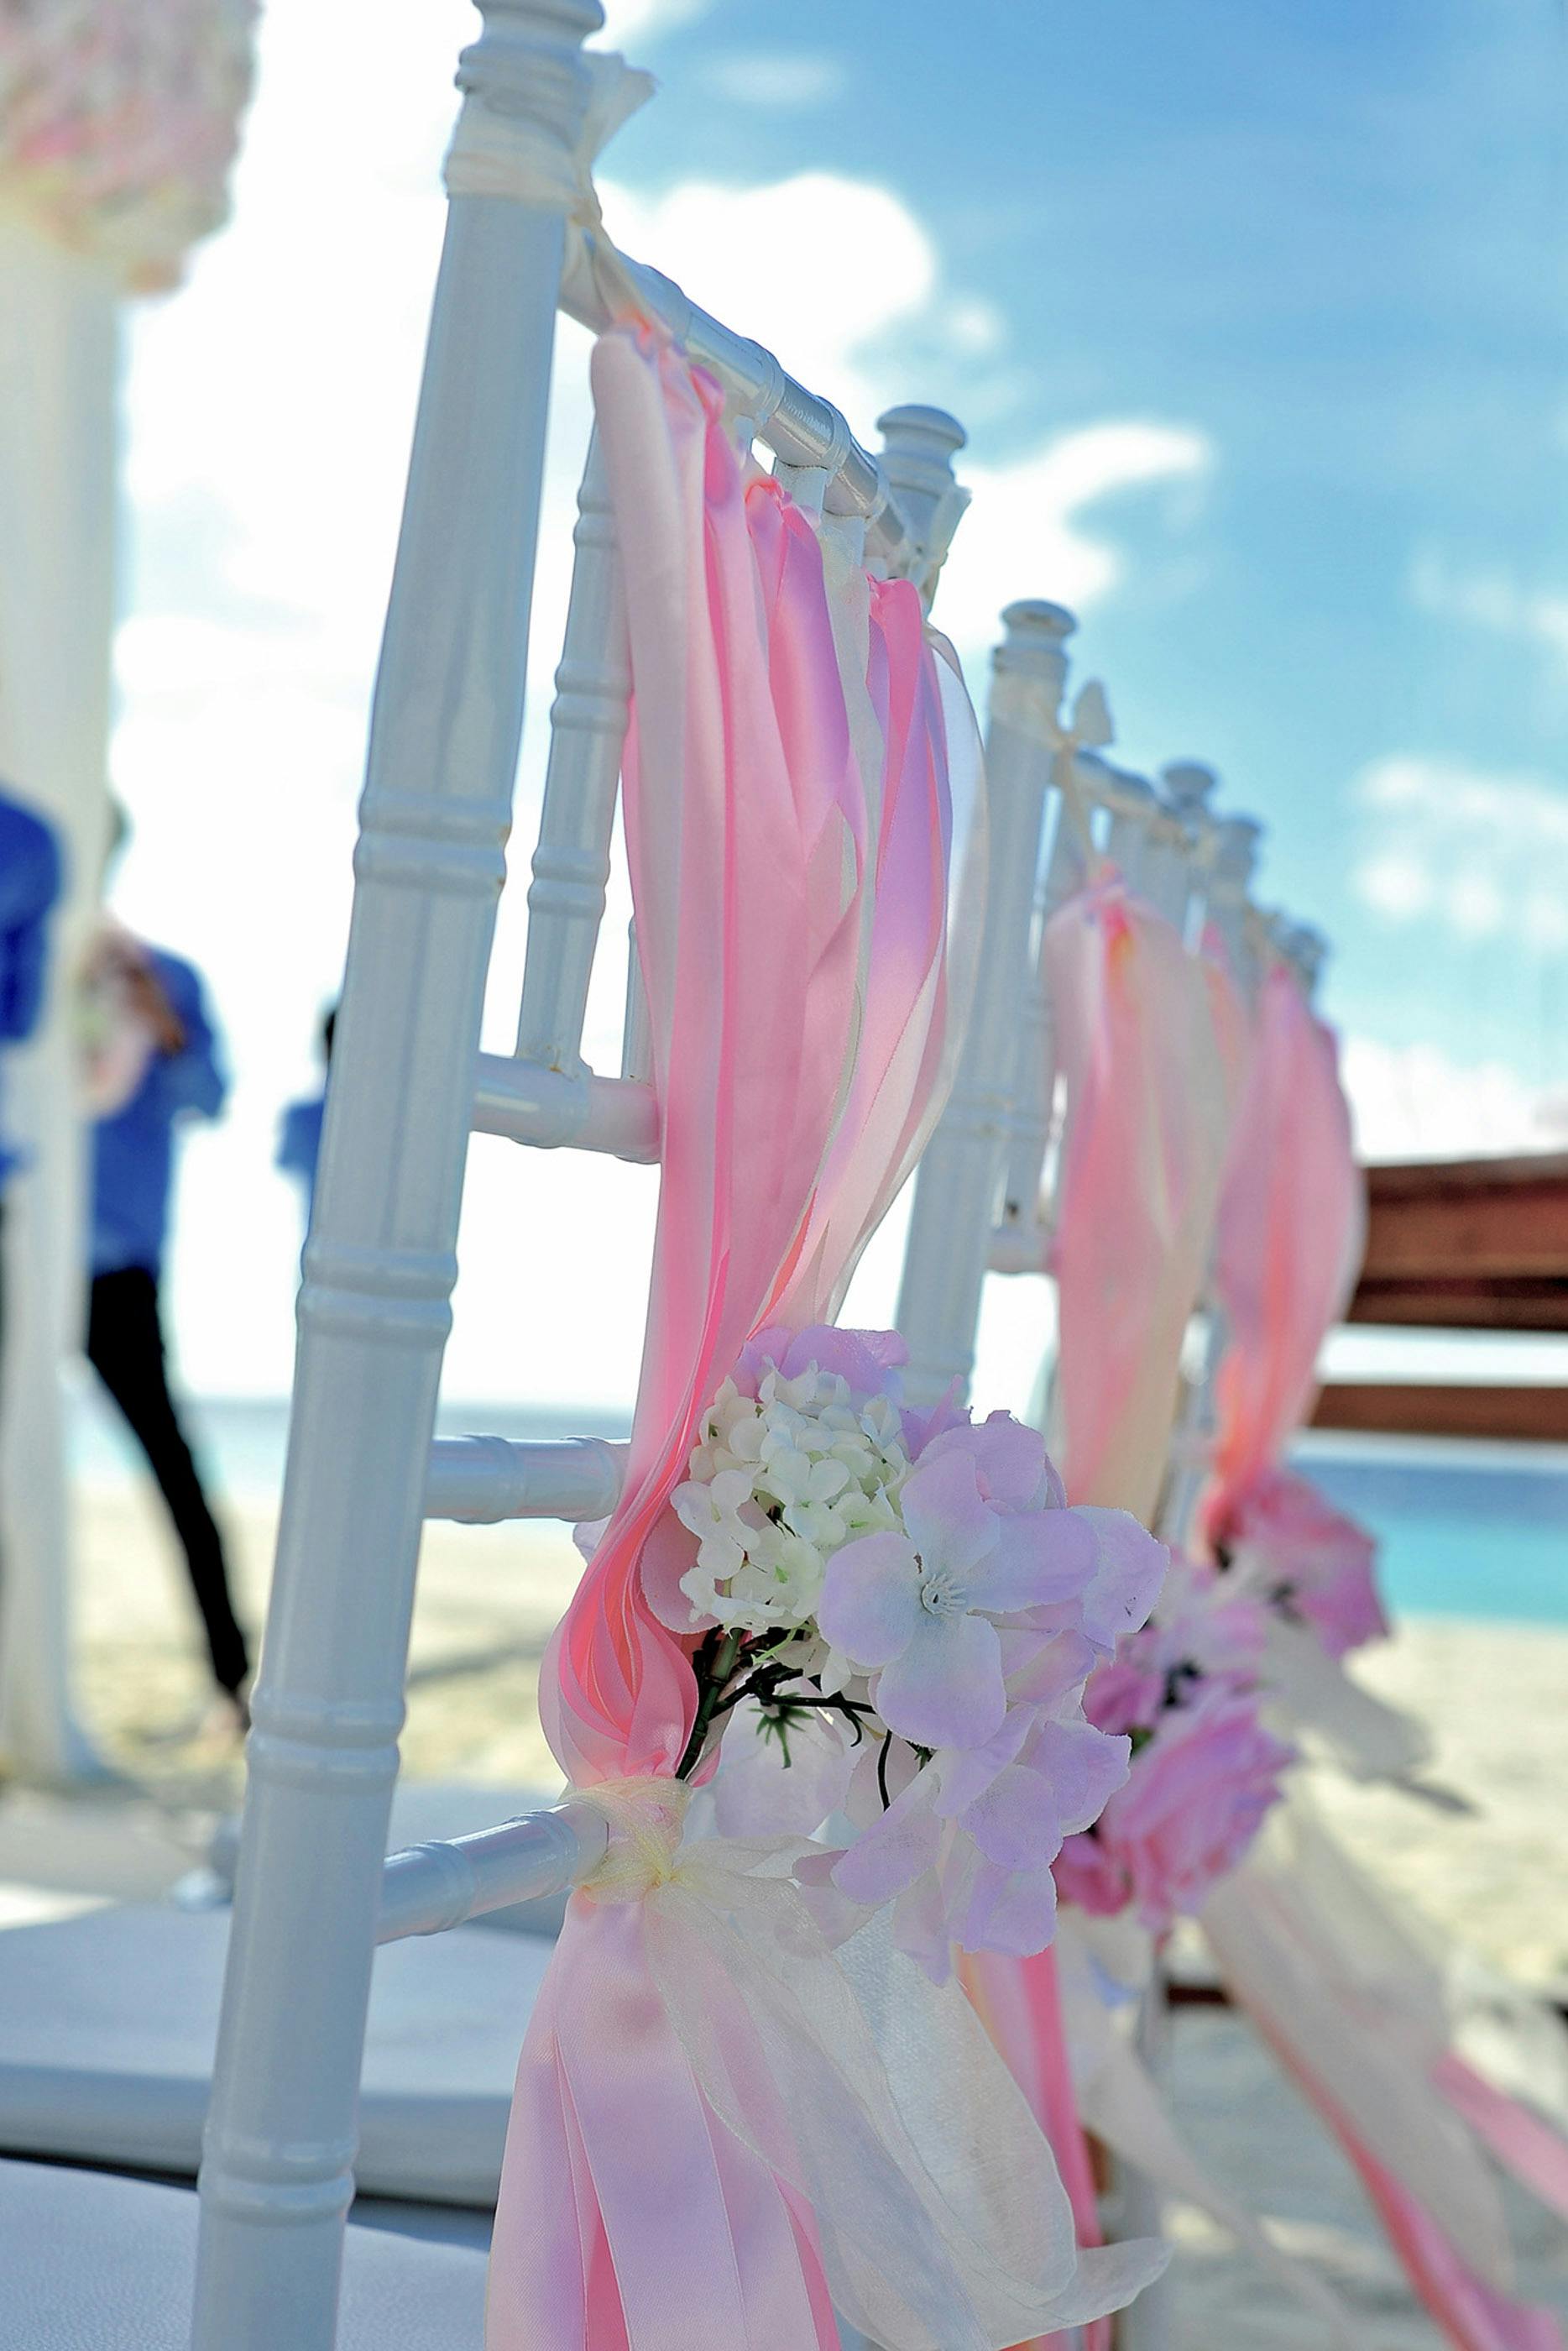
left=1070, top=1509, right=1173, bottom=1654
left=1054, top=1691, right=1294, bottom=1936
left=916, top=1409, right=1069, bottom=1512
left=1217, top=1469, right=1388, bottom=1658
left=818, top=1448, right=1098, bottom=1750
left=829, top=1701, right=1133, bottom=1982
left=912, top=1407, right=1168, bottom=1662
left=1082, top=1655, right=1164, bottom=1738
left=735, top=1322, right=907, bottom=1401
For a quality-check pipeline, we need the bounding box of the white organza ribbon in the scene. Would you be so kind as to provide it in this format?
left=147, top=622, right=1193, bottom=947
left=1260, top=1615, right=1434, bottom=1782
left=442, top=49, right=653, bottom=318
left=1054, top=1913, right=1359, bottom=2343
left=1202, top=1788, right=1518, bottom=2287
left=989, top=668, right=1113, bottom=861
left=576, top=1782, right=1167, bottom=2350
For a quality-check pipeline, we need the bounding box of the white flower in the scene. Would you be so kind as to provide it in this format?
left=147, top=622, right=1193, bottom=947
left=669, top=1352, right=917, bottom=1640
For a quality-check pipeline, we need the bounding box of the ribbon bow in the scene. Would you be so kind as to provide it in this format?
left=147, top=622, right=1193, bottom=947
left=442, top=49, right=655, bottom=320
left=990, top=670, right=1114, bottom=865
left=492, top=1776, right=1166, bottom=2351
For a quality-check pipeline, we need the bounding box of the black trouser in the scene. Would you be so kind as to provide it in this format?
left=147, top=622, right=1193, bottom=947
left=87, top=1266, right=249, bottom=1697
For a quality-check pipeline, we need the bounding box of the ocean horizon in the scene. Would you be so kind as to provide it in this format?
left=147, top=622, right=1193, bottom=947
left=69, top=1391, right=1568, bottom=1632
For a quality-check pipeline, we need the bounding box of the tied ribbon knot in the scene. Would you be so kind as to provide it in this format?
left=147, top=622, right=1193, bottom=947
left=518, top=1794, right=1168, bottom=2347
left=442, top=50, right=655, bottom=323
left=989, top=670, right=1114, bottom=867
left=575, top=1776, right=694, bottom=1904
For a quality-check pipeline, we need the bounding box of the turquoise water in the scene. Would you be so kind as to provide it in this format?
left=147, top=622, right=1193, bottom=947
left=1294, top=1435, right=1568, bottom=1628
left=70, top=1397, right=1568, bottom=1628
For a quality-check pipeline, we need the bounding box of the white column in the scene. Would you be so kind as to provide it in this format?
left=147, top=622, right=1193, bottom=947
left=896, top=600, right=1070, bottom=1404
left=1206, top=815, right=1263, bottom=994
left=1100, top=762, right=1158, bottom=885
left=190, top=8, right=603, bottom=2344
left=875, top=404, right=970, bottom=605
left=514, top=427, right=629, bottom=1078
left=1159, top=759, right=1219, bottom=945
left=1160, top=803, right=1262, bottom=1552
left=0, top=212, right=118, bottom=1785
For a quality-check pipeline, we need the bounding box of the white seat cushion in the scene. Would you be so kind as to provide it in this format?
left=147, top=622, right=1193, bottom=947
left=0, top=1907, right=550, bottom=2204
left=1, top=2159, right=488, bottom=2349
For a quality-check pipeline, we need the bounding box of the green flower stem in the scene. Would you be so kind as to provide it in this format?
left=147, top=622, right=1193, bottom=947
left=677, top=1629, right=744, bottom=1780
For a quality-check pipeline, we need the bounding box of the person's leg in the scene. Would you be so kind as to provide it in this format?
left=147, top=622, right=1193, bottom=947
left=86, top=1267, right=249, bottom=1697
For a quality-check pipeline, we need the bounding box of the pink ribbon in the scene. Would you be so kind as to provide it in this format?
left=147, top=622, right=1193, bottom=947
left=1199, top=979, right=1565, bottom=2343
left=1043, top=877, right=1231, bottom=1523
left=959, top=1945, right=1113, bottom=2351
left=489, top=328, right=960, bottom=2351
left=1231, top=1969, right=1563, bottom=2351
left=1206, top=957, right=1365, bottom=1513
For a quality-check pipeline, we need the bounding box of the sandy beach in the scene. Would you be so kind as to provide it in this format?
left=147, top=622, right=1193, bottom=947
left=5, top=1478, right=1566, bottom=2340
left=65, top=1482, right=1568, bottom=1994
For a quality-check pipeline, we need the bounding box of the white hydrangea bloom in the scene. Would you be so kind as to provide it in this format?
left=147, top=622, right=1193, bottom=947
left=672, top=1358, right=913, bottom=1636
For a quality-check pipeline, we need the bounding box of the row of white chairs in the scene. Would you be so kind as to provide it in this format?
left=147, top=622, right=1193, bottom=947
left=0, top=3, right=1315, bottom=2343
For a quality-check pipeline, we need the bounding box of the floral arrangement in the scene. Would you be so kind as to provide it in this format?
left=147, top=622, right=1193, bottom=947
left=1052, top=1554, right=1295, bottom=1935
left=0, top=0, right=256, bottom=289
left=644, top=1324, right=1168, bottom=1982
left=1210, top=1465, right=1388, bottom=1660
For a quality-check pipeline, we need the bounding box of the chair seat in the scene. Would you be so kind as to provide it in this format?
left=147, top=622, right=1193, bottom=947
left=0, top=1906, right=549, bottom=2204
left=1, top=2159, right=488, bottom=2348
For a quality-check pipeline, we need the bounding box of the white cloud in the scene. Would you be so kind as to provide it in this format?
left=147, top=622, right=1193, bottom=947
left=1341, top=1035, right=1567, bottom=1163
left=935, top=422, right=1215, bottom=663
left=1409, top=545, right=1568, bottom=670
left=1351, top=753, right=1568, bottom=946
left=114, top=3, right=1215, bottom=1401
left=696, top=51, right=848, bottom=109
left=1356, top=852, right=1431, bottom=920
left=599, top=170, right=939, bottom=423
left=596, top=173, right=1212, bottom=671
left=598, top=0, right=712, bottom=41
left=944, top=297, right=1008, bottom=359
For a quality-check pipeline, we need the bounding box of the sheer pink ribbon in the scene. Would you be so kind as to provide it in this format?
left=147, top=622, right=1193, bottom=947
left=1199, top=958, right=1567, bottom=2346
left=960, top=1945, right=1113, bottom=2351
left=1043, top=875, right=1230, bottom=1525
left=1205, top=957, right=1365, bottom=1514
left=949, top=873, right=1235, bottom=2343
left=1205, top=1855, right=1565, bottom=2350
left=488, top=328, right=964, bottom=2351
left=1007, top=882, right=1252, bottom=2342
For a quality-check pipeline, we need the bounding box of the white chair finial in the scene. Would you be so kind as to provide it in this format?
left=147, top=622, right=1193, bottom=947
left=1210, top=814, right=1262, bottom=893
left=1161, top=760, right=1219, bottom=820
left=875, top=405, right=970, bottom=606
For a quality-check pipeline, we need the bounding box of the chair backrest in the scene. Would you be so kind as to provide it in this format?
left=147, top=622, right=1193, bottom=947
left=189, top=11, right=970, bottom=2347
left=895, top=598, right=1268, bottom=1521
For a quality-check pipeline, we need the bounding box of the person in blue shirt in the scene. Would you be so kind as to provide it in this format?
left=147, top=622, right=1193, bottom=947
left=86, top=925, right=250, bottom=1720
left=0, top=785, right=63, bottom=1381
left=276, top=1004, right=334, bottom=1223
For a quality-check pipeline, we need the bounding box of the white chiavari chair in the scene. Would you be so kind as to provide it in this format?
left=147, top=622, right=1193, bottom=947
left=892, top=601, right=1270, bottom=2351
left=1156, top=809, right=1262, bottom=1555
left=0, top=8, right=974, bottom=2344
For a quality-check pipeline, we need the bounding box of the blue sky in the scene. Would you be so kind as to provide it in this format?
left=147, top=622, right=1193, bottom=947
left=109, top=0, right=1568, bottom=1401
left=612, top=0, right=1568, bottom=1082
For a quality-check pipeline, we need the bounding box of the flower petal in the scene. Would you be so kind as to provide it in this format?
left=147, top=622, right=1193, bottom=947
left=953, top=1856, right=1059, bottom=1959
left=897, top=1448, right=1000, bottom=1580
left=1074, top=1507, right=1168, bottom=1647
left=818, top=1532, right=923, bottom=1667
left=874, top=1609, right=1006, bottom=1749
left=967, top=1506, right=1098, bottom=1615
left=713, top=1698, right=854, bottom=1836
left=831, top=1770, right=942, bottom=1906
left=919, top=1411, right=1051, bottom=1511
